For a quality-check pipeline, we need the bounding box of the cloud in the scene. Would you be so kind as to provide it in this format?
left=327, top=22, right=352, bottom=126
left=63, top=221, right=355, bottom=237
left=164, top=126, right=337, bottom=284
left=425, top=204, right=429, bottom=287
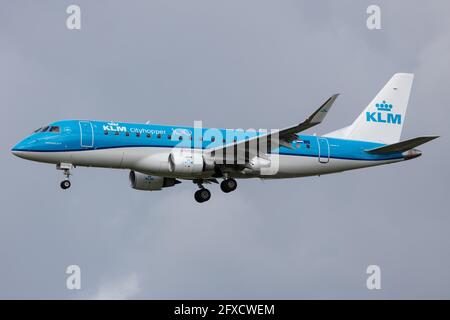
left=91, top=274, right=141, bottom=300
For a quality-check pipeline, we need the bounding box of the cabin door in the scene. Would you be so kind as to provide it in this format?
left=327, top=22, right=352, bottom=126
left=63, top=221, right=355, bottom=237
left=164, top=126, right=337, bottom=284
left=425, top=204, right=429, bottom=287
left=79, top=121, right=94, bottom=148
left=317, top=137, right=330, bottom=164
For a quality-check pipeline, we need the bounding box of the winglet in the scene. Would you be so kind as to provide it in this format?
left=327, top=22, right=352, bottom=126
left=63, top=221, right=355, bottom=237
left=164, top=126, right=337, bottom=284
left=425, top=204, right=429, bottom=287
left=273, top=94, right=340, bottom=142
left=308, top=94, right=339, bottom=125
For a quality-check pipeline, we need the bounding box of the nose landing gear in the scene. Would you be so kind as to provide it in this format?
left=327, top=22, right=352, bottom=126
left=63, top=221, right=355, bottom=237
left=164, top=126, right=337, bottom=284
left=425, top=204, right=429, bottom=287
left=60, top=180, right=71, bottom=190
left=57, top=163, right=73, bottom=190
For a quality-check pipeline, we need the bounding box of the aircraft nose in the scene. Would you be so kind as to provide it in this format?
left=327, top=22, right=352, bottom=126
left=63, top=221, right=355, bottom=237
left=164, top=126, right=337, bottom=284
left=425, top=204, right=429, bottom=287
left=11, top=141, right=25, bottom=157
left=11, top=138, right=34, bottom=158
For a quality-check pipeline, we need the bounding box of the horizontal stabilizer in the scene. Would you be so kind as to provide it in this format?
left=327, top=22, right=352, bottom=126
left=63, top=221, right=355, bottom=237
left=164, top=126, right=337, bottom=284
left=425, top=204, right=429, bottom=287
left=365, top=136, right=439, bottom=154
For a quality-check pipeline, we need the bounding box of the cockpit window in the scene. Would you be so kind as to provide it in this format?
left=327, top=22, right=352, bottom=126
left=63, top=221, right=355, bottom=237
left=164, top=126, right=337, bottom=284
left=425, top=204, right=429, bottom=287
left=33, top=126, right=58, bottom=133
left=33, top=126, right=49, bottom=133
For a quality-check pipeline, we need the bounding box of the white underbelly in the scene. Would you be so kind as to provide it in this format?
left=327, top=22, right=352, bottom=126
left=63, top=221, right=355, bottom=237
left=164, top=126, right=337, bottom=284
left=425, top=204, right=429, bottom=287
left=261, top=154, right=400, bottom=178
left=18, top=147, right=402, bottom=179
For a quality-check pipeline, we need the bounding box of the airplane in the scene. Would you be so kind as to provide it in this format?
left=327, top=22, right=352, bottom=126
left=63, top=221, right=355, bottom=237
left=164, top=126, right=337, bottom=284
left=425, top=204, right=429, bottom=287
left=11, top=73, right=438, bottom=203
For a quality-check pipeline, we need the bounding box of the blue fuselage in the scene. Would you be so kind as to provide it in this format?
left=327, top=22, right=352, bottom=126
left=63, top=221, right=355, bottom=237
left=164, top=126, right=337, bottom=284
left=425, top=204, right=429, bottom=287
left=12, top=120, right=402, bottom=163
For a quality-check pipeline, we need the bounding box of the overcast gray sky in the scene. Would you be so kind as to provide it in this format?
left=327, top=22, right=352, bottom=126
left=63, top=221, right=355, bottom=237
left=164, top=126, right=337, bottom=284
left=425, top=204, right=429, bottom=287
left=0, top=0, right=449, bottom=299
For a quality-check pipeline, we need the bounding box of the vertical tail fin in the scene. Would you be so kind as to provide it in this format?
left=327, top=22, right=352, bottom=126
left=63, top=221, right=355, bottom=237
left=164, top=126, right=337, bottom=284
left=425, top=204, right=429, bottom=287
left=326, top=73, right=414, bottom=144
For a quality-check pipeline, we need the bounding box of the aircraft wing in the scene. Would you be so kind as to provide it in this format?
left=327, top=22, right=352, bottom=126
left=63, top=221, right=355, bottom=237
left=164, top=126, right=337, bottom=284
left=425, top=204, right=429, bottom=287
left=208, top=94, right=339, bottom=163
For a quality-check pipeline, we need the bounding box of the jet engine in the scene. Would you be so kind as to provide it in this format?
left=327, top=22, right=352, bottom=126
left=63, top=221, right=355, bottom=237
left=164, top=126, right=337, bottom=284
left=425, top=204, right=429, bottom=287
left=168, top=149, right=214, bottom=175
left=129, top=171, right=180, bottom=191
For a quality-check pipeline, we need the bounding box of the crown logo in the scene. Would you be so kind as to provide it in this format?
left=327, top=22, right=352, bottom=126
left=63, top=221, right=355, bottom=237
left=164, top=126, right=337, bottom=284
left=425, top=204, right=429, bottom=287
left=375, top=101, right=393, bottom=112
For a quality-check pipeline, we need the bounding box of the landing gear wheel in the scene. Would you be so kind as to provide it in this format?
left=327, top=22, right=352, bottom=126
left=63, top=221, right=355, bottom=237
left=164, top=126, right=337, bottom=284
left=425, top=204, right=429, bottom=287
left=57, top=164, right=73, bottom=190
left=220, top=178, right=237, bottom=193
left=195, top=188, right=211, bottom=203
left=60, top=180, right=71, bottom=190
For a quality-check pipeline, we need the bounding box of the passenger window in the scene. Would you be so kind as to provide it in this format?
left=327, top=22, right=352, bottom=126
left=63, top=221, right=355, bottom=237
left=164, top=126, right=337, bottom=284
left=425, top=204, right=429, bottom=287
left=211, top=136, right=215, bottom=142
left=136, top=133, right=140, bottom=137
left=125, top=132, right=130, bottom=137
left=179, top=136, right=183, bottom=141
left=104, top=130, right=109, bottom=135
left=146, top=133, right=151, bottom=138
left=157, top=133, right=161, bottom=139
left=114, top=131, right=119, bottom=136
left=168, top=134, right=172, bottom=140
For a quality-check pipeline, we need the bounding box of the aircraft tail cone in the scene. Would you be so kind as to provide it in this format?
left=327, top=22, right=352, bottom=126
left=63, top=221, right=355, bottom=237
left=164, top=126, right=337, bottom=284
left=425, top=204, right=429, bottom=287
left=403, top=148, right=422, bottom=160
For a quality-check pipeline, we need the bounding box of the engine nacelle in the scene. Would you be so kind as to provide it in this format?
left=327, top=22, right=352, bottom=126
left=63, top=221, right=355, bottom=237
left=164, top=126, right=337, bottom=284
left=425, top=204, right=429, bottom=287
left=168, top=149, right=213, bottom=175
left=129, top=171, right=179, bottom=191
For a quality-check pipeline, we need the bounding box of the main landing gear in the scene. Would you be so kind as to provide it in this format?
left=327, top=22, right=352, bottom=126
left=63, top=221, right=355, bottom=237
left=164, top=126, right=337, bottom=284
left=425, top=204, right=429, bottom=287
left=57, top=163, right=73, bottom=190
left=193, top=178, right=237, bottom=203
left=220, top=178, right=237, bottom=193
left=194, top=188, right=211, bottom=203
left=193, top=179, right=211, bottom=203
